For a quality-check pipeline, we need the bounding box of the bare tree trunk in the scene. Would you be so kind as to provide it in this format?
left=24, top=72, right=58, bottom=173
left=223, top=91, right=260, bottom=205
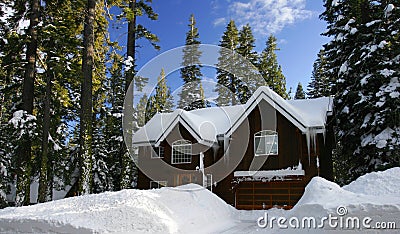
left=119, top=0, right=136, bottom=189
left=16, top=0, right=39, bottom=206
left=126, top=0, right=136, bottom=92
left=120, top=0, right=137, bottom=190
left=38, top=68, right=52, bottom=203
left=79, top=0, right=95, bottom=195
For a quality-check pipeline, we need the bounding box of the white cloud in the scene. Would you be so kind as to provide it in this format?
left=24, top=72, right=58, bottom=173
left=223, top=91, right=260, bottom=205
left=227, top=0, right=313, bottom=35
left=213, top=17, right=227, bottom=27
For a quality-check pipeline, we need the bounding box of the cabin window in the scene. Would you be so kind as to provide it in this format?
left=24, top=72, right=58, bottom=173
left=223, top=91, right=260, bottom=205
left=150, top=181, right=167, bottom=189
left=254, top=130, right=278, bottom=156
left=151, top=146, right=164, bottom=158
left=172, top=140, right=192, bottom=164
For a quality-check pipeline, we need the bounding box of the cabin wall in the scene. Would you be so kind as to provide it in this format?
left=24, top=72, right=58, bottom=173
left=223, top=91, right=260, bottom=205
left=214, top=102, right=305, bottom=205
left=214, top=101, right=333, bottom=208
left=137, top=123, right=214, bottom=189
left=137, top=101, right=334, bottom=210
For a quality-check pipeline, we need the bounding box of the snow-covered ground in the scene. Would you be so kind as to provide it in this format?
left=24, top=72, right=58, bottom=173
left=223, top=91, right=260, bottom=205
left=0, top=168, right=399, bottom=233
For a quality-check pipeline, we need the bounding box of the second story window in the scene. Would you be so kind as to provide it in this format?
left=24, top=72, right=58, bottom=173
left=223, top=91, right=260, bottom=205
left=172, top=140, right=192, bottom=164
left=254, top=130, right=278, bottom=156
left=151, top=146, right=164, bottom=158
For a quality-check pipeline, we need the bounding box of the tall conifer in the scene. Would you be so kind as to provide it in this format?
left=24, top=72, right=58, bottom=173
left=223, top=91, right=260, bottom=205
left=258, top=35, right=288, bottom=99
left=179, top=14, right=206, bottom=110
left=215, top=20, right=240, bottom=106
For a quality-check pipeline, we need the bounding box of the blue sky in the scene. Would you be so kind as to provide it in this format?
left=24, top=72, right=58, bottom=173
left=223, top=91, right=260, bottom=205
left=111, top=0, right=330, bottom=98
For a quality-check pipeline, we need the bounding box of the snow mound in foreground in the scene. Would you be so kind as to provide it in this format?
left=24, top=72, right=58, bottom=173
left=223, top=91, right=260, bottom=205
left=343, top=167, right=400, bottom=196
left=288, top=168, right=400, bottom=232
left=295, top=167, right=400, bottom=209
left=0, top=184, right=235, bottom=233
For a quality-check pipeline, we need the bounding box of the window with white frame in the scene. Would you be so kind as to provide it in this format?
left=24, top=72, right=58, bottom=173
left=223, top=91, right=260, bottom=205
left=254, top=130, right=278, bottom=156
left=151, top=146, right=164, bottom=158
left=150, top=181, right=167, bottom=189
left=172, top=140, right=192, bottom=164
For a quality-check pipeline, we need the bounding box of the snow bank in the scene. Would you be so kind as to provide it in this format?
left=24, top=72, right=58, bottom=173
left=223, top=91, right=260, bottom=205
left=0, top=184, right=236, bottom=233
left=343, top=167, right=400, bottom=196
left=287, top=168, right=400, bottom=232
left=1, top=168, right=400, bottom=233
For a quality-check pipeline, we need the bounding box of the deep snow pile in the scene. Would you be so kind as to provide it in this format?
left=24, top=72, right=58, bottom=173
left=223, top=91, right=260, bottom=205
left=1, top=168, right=400, bottom=233
left=286, top=168, right=400, bottom=233
left=0, top=184, right=236, bottom=233
left=342, top=167, right=400, bottom=196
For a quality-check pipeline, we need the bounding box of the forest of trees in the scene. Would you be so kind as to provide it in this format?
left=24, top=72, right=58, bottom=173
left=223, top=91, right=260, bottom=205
left=0, top=0, right=161, bottom=207
left=0, top=0, right=399, bottom=208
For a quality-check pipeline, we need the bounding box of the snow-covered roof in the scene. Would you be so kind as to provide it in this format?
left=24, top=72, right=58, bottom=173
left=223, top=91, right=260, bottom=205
left=132, top=86, right=333, bottom=146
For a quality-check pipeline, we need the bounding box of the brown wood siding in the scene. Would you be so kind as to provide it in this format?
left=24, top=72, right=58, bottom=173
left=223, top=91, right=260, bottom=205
left=235, top=180, right=305, bottom=210
left=214, top=101, right=309, bottom=207
left=137, top=101, right=334, bottom=210
left=137, top=123, right=211, bottom=189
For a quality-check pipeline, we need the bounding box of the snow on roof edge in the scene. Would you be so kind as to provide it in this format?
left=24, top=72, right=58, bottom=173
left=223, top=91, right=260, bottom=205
left=132, top=86, right=333, bottom=146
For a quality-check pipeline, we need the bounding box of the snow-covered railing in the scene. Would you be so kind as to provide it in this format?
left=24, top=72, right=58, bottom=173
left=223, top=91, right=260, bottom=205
left=234, top=169, right=305, bottom=178
left=233, top=166, right=305, bottom=183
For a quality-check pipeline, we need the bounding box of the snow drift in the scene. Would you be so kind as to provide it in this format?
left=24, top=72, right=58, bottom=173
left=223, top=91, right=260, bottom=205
left=0, top=184, right=236, bottom=233
left=1, top=168, right=399, bottom=233
left=287, top=168, right=400, bottom=233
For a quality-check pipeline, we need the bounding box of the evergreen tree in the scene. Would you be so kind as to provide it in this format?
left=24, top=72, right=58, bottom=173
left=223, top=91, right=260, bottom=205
left=294, top=82, right=306, bottom=99
left=79, top=0, right=96, bottom=195
left=12, top=0, right=40, bottom=206
left=308, top=49, right=331, bottom=98
left=103, top=51, right=125, bottom=191
left=0, top=1, right=20, bottom=206
left=42, top=0, right=93, bottom=200
left=0, top=124, right=11, bottom=208
left=92, top=111, right=113, bottom=193
left=153, top=69, right=174, bottom=113
left=236, top=24, right=258, bottom=103
left=1, top=0, right=88, bottom=204
left=321, top=0, right=400, bottom=184
left=179, top=14, right=206, bottom=110
left=146, top=68, right=174, bottom=120
left=116, top=0, right=159, bottom=189
left=258, top=35, right=288, bottom=99
left=287, top=87, right=293, bottom=100
left=136, top=94, right=149, bottom=126
left=215, top=20, right=240, bottom=106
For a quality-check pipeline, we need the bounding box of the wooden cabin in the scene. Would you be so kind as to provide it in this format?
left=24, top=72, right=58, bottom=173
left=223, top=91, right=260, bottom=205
left=132, top=86, right=334, bottom=210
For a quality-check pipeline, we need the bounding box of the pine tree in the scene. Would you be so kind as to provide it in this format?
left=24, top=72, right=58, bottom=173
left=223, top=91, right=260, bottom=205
left=321, top=0, right=400, bottom=184
left=287, top=87, right=293, bottom=100
left=294, top=82, right=306, bottom=99
left=308, top=49, right=331, bottom=98
left=41, top=0, right=90, bottom=201
left=0, top=127, right=11, bottom=208
left=136, top=94, right=149, bottom=126
left=92, top=111, right=113, bottom=193
left=1, top=0, right=88, bottom=204
left=154, top=69, right=174, bottom=113
left=103, top=51, right=125, bottom=191
left=179, top=14, right=206, bottom=111
left=236, top=24, right=258, bottom=103
left=258, top=35, right=288, bottom=99
left=116, top=0, right=159, bottom=189
left=12, top=0, right=40, bottom=206
left=79, top=0, right=96, bottom=195
left=146, top=68, right=174, bottom=120
left=215, top=20, right=240, bottom=106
